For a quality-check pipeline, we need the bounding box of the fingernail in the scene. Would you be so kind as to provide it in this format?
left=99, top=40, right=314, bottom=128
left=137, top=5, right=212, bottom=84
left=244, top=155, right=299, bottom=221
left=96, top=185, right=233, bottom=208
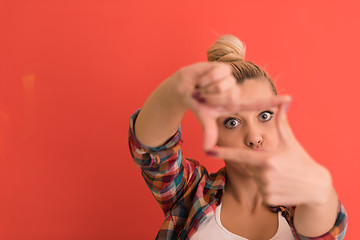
left=197, top=97, right=205, bottom=103
left=205, top=150, right=217, bottom=156
left=192, top=91, right=201, bottom=99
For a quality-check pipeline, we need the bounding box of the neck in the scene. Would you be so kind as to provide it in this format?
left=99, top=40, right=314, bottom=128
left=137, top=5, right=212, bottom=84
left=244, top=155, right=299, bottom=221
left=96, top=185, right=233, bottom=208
left=223, top=161, right=265, bottom=212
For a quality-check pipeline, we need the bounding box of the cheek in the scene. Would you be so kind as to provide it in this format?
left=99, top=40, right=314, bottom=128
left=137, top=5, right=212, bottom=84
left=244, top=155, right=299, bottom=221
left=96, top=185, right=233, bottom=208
left=263, top=125, right=280, bottom=148
left=217, top=128, right=244, bottom=147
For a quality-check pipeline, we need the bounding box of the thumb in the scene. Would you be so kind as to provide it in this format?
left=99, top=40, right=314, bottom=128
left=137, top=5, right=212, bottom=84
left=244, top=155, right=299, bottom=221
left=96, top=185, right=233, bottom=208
left=200, top=115, right=219, bottom=151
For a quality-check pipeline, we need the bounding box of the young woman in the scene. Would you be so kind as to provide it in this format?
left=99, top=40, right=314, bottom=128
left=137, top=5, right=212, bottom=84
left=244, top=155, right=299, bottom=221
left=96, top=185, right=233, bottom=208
left=128, top=35, right=347, bottom=239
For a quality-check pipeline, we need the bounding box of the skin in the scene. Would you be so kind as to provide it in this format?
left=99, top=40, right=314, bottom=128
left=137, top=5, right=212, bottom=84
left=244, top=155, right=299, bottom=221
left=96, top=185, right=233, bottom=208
left=213, top=80, right=281, bottom=239
left=215, top=79, right=280, bottom=185
left=135, top=62, right=339, bottom=238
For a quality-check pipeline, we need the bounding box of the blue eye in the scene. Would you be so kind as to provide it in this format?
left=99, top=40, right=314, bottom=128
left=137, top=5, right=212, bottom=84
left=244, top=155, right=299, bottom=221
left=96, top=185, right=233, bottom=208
left=258, top=111, right=274, bottom=122
left=224, top=118, right=240, bottom=129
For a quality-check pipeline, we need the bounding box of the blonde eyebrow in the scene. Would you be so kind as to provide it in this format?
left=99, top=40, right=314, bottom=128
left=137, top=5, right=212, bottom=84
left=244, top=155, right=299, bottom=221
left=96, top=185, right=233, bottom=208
left=221, top=109, right=275, bottom=118
left=222, top=112, right=240, bottom=116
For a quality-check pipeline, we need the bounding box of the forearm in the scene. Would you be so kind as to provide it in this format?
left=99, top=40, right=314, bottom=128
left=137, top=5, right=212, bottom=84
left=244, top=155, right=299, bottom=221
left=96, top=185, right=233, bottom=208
left=135, top=74, right=187, bottom=148
left=293, top=174, right=339, bottom=237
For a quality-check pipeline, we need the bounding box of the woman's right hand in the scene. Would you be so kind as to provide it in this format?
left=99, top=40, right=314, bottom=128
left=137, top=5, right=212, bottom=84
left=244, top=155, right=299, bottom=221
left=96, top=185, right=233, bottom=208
left=172, top=62, right=239, bottom=149
left=134, top=62, right=234, bottom=148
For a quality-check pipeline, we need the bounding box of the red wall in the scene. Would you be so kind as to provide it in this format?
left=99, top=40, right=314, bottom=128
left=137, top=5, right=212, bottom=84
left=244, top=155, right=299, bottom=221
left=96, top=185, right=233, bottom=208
left=0, top=0, right=359, bottom=239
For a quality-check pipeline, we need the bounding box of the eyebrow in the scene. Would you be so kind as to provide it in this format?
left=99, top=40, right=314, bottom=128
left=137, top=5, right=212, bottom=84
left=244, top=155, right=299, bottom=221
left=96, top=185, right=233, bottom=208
left=223, top=109, right=275, bottom=116
left=220, top=112, right=240, bottom=118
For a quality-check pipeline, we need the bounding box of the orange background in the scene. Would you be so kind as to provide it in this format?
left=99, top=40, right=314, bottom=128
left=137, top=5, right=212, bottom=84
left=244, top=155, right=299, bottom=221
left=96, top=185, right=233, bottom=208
left=0, top=1, right=359, bottom=239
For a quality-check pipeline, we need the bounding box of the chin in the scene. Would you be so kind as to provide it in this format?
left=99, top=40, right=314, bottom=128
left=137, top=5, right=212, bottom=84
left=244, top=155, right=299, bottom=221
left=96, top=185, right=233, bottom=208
left=225, top=161, right=254, bottom=177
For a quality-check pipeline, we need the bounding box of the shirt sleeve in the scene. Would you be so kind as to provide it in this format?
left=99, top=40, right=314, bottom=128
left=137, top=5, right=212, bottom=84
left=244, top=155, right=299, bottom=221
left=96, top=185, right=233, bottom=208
left=287, top=201, right=348, bottom=239
left=128, top=109, right=206, bottom=216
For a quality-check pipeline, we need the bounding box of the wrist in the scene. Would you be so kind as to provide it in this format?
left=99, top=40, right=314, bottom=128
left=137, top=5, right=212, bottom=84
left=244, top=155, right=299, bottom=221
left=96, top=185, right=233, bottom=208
left=163, top=74, right=189, bottom=112
left=307, top=164, right=334, bottom=206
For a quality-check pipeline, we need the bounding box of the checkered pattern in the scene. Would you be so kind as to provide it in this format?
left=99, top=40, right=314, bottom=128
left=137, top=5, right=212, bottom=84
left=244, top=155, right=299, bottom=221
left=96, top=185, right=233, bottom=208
left=128, top=109, right=347, bottom=240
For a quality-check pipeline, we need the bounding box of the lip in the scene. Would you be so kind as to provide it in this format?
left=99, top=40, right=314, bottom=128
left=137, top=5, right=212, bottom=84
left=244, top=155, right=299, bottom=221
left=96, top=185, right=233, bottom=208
left=253, top=147, right=265, bottom=152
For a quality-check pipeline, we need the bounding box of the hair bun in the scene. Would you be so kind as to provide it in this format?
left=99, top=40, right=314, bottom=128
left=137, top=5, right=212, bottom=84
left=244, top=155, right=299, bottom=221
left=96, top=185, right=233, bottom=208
left=207, top=34, right=246, bottom=62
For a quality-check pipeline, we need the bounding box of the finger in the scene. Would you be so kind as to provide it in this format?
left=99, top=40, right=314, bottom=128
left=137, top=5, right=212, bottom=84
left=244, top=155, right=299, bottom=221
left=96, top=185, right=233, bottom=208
left=200, top=115, right=219, bottom=151
left=184, top=62, right=218, bottom=79
left=227, top=95, right=292, bottom=112
left=200, top=75, right=237, bottom=94
left=177, top=62, right=220, bottom=96
left=196, top=63, right=233, bottom=88
left=276, top=101, right=294, bottom=144
left=206, top=146, right=268, bottom=167
left=198, top=94, right=292, bottom=112
left=193, top=87, right=239, bottom=108
left=189, top=97, right=223, bottom=151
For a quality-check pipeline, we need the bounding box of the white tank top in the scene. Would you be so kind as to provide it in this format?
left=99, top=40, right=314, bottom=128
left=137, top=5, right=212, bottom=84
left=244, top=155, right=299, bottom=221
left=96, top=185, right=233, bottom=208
left=191, top=203, right=294, bottom=240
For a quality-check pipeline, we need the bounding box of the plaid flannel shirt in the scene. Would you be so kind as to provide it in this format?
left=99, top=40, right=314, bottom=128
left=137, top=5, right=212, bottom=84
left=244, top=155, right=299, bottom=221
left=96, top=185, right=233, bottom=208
left=128, top=110, right=348, bottom=240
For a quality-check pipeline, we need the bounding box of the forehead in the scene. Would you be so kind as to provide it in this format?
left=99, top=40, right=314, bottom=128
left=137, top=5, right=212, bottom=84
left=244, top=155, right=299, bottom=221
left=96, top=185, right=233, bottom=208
left=237, top=79, right=275, bottom=101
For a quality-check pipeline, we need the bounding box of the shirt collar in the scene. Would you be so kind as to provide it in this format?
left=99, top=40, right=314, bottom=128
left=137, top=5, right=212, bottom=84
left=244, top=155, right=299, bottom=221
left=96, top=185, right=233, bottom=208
left=204, top=167, right=227, bottom=191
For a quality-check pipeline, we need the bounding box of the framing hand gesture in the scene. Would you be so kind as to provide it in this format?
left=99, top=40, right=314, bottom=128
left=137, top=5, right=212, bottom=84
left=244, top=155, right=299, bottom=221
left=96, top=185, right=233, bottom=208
left=181, top=62, right=333, bottom=207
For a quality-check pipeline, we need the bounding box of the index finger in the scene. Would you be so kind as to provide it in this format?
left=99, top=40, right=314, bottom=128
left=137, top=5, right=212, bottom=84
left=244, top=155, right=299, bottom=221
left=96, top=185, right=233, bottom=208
left=207, top=146, right=269, bottom=167
left=196, top=63, right=233, bottom=88
left=223, top=95, right=292, bottom=113
left=198, top=112, right=219, bottom=151
left=275, top=100, right=295, bottom=145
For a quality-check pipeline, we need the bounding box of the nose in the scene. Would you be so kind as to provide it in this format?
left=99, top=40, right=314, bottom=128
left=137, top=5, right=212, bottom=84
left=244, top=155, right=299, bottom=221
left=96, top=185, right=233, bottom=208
left=246, top=138, right=263, bottom=148
left=244, top=127, right=263, bottom=148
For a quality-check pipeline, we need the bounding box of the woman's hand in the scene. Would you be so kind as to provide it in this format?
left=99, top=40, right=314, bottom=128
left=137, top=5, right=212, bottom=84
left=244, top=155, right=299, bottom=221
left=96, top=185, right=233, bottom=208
left=205, top=101, right=334, bottom=207
left=174, top=62, right=291, bottom=151
left=173, top=62, right=238, bottom=149
left=134, top=61, right=236, bottom=148
left=134, top=61, right=289, bottom=148
left=184, top=63, right=339, bottom=236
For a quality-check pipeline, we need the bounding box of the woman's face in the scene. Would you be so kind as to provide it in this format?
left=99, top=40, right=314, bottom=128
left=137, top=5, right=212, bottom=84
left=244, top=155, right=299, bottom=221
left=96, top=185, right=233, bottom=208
left=216, top=79, right=280, bottom=152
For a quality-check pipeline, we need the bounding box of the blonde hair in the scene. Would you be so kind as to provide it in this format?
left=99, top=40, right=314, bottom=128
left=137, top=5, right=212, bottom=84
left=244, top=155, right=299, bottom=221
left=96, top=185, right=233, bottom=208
left=207, top=34, right=277, bottom=94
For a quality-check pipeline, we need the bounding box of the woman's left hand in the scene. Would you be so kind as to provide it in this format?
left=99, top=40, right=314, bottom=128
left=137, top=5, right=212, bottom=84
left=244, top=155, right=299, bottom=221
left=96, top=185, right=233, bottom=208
left=206, top=101, right=334, bottom=207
